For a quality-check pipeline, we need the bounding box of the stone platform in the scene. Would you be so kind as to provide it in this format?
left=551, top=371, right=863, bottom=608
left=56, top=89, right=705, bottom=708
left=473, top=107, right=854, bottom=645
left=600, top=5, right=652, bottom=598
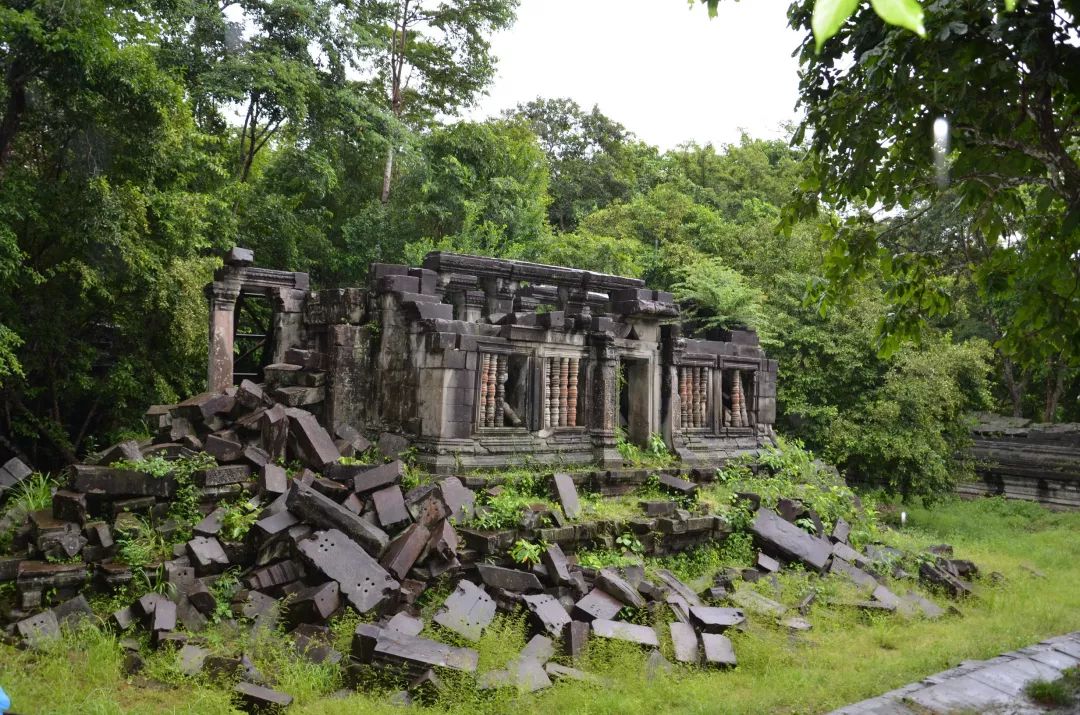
left=831, top=631, right=1080, bottom=714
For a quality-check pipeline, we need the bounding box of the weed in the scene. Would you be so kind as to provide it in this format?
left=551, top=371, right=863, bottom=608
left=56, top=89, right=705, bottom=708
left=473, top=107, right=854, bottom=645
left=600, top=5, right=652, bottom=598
left=615, top=532, right=644, bottom=556
left=615, top=428, right=676, bottom=468
left=220, top=496, right=259, bottom=541
left=509, top=538, right=545, bottom=565
left=1025, top=667, right=1080, bottom=707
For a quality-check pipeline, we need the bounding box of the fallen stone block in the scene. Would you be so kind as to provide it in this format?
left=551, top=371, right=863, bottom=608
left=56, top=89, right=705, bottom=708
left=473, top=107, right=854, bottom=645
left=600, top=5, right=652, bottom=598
left=564, top=620, right=590, bottom=659
left=350, top=460, right=404, bottom=493
left=832, top=541, right=870, bottom=569
left=655, top=569, right=704, bottom=607
left=179, top=644, right=209, bottom=676
left=438, top=477, right=475, bottom=521
left=186, top=536, right=230, bottom=574
left=900, top=590, right=945, bottom=620
left=552, top=473, right=581, bottom=520
left=433, top=580, right=496, bottom=641
left=476, top=564, right=543, bottom=593
left=597, top=568, right=646, bottom=608
left=259, top=464, right=288, bottom=497
left=544, top=662, right=600, bottom=683
left=288, top=581, right=341, bottom=625
left=669, top=621, right=700, bottom=663
left=287, top=484, right=389, bottom=555
left=701, top=633, right=737, bottom=667
left=234, top=682, right=293, bottom=713
left=297, top=529, right=399, bottom=613
left=730, top=588, right=787, bottom=618
left=426, top=519, right=459, bottom=560
left=542, top=543, right=573, bottom=586
left=371, top=485, right=411, bottom=531
left=2, top=456, right=34, bottom=486
left=195, top=464, right=252, bottom=488
left=689, top=606, right=747, bottom=633
left=334, top=423, right=372, bottom=454
left=377, top=432, right=410, bottom=460
left=572, top=588, right=623, bottom=622
left=831, top=518, right=851, bottom=544
left=750, top=508, right=832, bottom=572
left=590, top=619, right=659, bottom=648
left=829, top=556, right=878, bottom=590
left=522, top=593, right=571, bottom=638
left=373, top=629, right=479, bottom=672
left=872, top=584, right=902, bottom=610
left=17, top=609, right=60, bottom=646
left=261, top=405, right=289, bottom=460
left=286, top=408, right=340, bottom=468
left=919, top=561, right=975, bottom=598
left=658, top=473, right=698, bottom=498
left=386, top=612, right=424, bottom=637
left=645, top=649, right=675, bottom=680
left=380, top=523, right=431, bottom=580
left=205, top=433, right=244, bottom=463
left=756, top=552, right=781, bottom=573
left=51, top=490, right=88, bottom=524
left=70, top=464, right=175, bottom=498
left=640, top=500, right=676, bottom=516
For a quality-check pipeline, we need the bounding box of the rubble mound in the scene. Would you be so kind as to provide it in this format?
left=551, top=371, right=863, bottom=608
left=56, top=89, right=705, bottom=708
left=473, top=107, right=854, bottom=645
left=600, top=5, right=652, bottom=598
left=0, top=383, right=985, bottom=710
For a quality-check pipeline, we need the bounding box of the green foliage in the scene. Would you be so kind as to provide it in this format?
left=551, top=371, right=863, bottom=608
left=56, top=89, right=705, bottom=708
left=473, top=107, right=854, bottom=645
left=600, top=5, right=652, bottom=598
left=671, top=256, right=770, bottom=337
left=1025, top=668, right=1079, bottom=708
left=220, top=497, right=259, bottom=542
left=615, top=429, right=675, bottom=468
left=465, top=471, right=555, bottom=531
left=508, top=538, right=545, bottom=566
left=615, top=532, right=644, bottom=556
left=649, top=536, right=754, bottom=583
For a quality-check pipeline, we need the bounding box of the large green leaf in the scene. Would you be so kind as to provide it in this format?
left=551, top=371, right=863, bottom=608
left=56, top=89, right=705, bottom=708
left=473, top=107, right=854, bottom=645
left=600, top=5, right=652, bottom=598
left=869, top=0, right=926, bottom=36
left=813, top=0, right=860, bottom=51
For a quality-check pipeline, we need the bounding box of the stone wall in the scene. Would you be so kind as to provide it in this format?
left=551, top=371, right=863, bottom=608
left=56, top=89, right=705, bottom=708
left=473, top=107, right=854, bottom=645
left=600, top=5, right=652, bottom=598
left=959, top=414, right=1080, bottom=508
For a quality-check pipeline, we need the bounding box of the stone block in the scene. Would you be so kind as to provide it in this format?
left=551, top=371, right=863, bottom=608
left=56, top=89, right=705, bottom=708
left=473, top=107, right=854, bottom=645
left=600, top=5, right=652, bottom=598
left=564, top=620, right=590, bottom=660
left=750, top=508, right=832, bottom=572
left=596, top=568, right=646, bottom=608
left=288, top=581, right=341, bottom=625
left=351, top=461, right=404, bottom=493
left=541, top=543, right=573, bottom=586
left=381, top=523, right=431, bottom=580
left=296, top=529, right=397, bottom=614
left=655, top=569, right=704, bottom=607
left=260, top=405, right=289, bottom=460
left=756, top=552, right=781, bottom=573
left=386, top=612, right=424, bottom=637
left=286, top=408, right=340, bottom=468
left=572, top=588, right=623, bottom=622
left=377, top=432, right=411, bottom=460
left=69, top=464, right=175, bottom=498
left=372, top=485, right=411, bottom=531
left=552, top=473, right=581, bottom=520
left=701, top=633, right=737, bottom=667
left=829, top=557, right=878, bottom=590
left=670, top=621, right=700, bottom=663
left=194, top=464, right=252, bottom=488
left=590, top=619, right=659, bottom=648
left=17, top=609, right=60, bottom=646
left=258, top=464, right=288, bottom=497
left=373, top=629, right=479, bottom=673
left=186, top=536, right=230, bottom=574
left=438, top=477, right=475, bottom=521
left=234, top=682, right=292, bottom=713
left=689, top=606, right=747, bottom=633
left=287, top=484, right=389, bottom=555
left=522, top=593, right=571, bottom=638
left=476, top=564, right=543, bottom=593
left=730, top=587, right=787, bottom=618
left=434, top=580, right=496, bottom=641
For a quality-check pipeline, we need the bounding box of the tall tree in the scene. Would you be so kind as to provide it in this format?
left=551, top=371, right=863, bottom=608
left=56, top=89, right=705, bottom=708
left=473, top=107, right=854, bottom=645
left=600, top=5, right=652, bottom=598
left=352, top=0, right=517, bottom=203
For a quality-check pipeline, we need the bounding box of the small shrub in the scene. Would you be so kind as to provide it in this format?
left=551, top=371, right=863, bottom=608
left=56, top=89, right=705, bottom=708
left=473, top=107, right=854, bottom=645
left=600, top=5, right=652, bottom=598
left=220, top=498, right=259, bottom=541
left=1025, top=671, right=1077, bottom=708
left=509, top=538, right=545, bottom=565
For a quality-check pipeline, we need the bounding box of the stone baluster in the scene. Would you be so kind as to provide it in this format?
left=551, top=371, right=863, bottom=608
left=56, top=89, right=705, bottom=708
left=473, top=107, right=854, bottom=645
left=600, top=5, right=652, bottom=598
left=698, top=367, right=708, bottom=428
left=731, top=370, right=744, bottom=428
left=739, top=372, right=750, bottom=426
left=495, top=355, right=507, bottom=426
left=678, top=368, right=688, bottom=429
left=568, top=357, right=579, bottom=427
left=559, top=357, right=570, bottom=427
left=544, top=358, right=553, bottom=428
left=479, top=354, right=492, bottom=427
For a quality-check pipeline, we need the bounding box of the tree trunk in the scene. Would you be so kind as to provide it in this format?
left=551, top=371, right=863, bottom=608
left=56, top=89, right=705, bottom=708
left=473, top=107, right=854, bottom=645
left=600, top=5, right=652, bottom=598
left=1002, top=356, right=1028, bottom=418
left=380, top=144, right=394, bottom=204
left=1042, top=357, right=1067, bottom=423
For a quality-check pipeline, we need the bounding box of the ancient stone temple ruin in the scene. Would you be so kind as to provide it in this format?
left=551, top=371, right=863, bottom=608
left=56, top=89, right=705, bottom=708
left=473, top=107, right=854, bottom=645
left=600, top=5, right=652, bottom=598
left=206, top=249, right=778, bottom=472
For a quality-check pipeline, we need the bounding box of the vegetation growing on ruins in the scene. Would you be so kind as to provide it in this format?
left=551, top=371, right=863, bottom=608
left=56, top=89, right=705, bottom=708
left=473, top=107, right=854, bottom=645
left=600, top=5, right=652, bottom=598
left=1, top=495, right=1078, bottom=714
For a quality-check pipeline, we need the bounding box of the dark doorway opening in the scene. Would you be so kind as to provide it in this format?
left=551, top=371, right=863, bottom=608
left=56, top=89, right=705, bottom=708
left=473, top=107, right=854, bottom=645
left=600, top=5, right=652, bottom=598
left=619, top=358, right=651, bottom=448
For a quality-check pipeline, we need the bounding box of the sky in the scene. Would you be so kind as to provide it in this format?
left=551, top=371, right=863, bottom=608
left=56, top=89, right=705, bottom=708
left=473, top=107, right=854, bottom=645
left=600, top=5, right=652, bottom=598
left=467, top=0, right=805, bottom=151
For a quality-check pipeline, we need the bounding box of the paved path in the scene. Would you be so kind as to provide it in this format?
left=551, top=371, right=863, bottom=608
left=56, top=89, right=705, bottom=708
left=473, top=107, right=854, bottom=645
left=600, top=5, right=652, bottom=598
left=830, top=631, right=1080, bottom=714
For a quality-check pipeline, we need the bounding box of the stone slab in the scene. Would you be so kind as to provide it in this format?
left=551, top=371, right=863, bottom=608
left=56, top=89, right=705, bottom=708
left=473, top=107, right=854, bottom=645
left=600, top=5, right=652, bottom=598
left=701, top=633, right=737, bottom=667
left=553, top=473, right=581, bottom=520
left=287, top=484, right=389, bottom=555
left=373, top=629, right=479, bottom=672
left=522, top=593, right=571, bottom=638
left=751, top=508, right=832, bottom=571
left=572, top=588, right=624, bottom=622
left=591, top=619, right=659, bottom=647
left=476, top=564, right=543, bottom=593
left=296, top=529, right=398, bottom=613
left=670, top=621, right=700, bottom=664
left=433, top=580, right=496, bottom=641
left=372, top=485, right=411, bottom=531
left=689, top=606, right=747, bottom=633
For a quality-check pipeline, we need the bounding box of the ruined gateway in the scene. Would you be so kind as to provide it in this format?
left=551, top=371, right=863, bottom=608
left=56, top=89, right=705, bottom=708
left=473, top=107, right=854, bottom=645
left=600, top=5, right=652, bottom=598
left=206, top=249, right=778, bottom=473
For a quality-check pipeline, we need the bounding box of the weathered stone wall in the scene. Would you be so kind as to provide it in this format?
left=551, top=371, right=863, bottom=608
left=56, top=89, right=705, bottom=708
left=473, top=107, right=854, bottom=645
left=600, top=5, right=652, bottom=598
left=959, top=414, right=1080, bottom=508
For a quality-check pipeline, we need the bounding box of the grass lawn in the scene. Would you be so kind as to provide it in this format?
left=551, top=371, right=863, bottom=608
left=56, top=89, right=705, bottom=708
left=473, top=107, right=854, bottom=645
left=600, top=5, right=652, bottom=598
left=2, top=495, right=1079, bottom=715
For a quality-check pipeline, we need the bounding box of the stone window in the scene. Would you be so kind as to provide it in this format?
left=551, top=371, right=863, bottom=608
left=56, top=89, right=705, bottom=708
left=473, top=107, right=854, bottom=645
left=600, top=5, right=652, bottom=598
left=677, top=366, right=712, bottom=430
left=477, top=353, right=529, bottom=429
left=721, top=368, right=754, bottom=428
left=543, top=356, right=586, bottom=429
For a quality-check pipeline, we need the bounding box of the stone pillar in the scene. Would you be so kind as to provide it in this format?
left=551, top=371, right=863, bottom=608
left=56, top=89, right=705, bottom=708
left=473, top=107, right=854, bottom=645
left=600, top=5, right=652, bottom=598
left=207, top=280, right=240, bottom=392
left=590, top=333, right=620, bottom=466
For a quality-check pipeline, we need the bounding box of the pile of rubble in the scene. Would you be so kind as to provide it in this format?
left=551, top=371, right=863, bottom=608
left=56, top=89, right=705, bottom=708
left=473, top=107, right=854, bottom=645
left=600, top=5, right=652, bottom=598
left=0, top=378, right=983, bottom=711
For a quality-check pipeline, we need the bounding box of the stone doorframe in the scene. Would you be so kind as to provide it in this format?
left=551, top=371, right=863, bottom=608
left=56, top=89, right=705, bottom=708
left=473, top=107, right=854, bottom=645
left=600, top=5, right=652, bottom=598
left=205, top=248, right=309, bottom=392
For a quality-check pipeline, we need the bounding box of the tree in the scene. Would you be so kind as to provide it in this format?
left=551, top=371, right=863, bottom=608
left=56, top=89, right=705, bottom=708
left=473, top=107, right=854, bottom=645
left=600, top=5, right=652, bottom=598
left=509, top=98, right=661, bottom=231
left=755, top=0, right=1080, bottom=403
left=352, top=0, right=517, bottom=203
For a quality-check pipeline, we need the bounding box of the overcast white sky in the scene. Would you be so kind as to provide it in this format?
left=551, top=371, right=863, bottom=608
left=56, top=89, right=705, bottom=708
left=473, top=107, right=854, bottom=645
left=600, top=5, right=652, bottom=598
left=468, top=0, right=804, bottom=150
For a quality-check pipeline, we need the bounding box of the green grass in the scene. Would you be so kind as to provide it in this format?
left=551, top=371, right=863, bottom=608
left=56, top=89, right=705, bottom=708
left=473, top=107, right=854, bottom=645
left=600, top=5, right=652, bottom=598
left=2, top=496, right=1079, bottom=714
left=1025, top=666, right=1080, bottom=708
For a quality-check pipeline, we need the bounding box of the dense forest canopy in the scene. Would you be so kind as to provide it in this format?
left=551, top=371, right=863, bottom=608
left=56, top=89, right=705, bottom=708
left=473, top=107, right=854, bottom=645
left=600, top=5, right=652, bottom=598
left=0, top=0, right=1074, bottom=499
